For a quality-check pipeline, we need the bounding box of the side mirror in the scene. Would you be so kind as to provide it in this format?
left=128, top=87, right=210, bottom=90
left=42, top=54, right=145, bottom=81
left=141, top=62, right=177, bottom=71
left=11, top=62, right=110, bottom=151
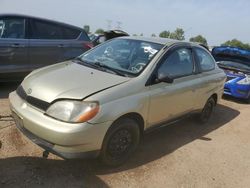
left=156, top=71, right=174, bottom=83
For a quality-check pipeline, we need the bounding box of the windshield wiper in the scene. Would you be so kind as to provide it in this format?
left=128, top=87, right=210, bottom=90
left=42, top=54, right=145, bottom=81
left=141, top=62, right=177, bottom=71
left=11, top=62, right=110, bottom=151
left=74, top=58, right=105, bottom=70
left=74, top=58, right=127, bottom=77
left=93, top=61, right=126, bottom=77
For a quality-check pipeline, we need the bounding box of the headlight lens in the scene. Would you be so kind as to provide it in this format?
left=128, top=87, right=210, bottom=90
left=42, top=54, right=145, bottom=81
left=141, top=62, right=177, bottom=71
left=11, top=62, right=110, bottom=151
left=237, top=75, right=250, bottom=85
left=46, top=100, right=99, bottom=123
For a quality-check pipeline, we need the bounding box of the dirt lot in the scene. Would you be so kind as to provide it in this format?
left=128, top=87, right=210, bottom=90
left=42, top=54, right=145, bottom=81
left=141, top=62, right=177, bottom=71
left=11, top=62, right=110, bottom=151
left=0, top=83, right=250, bottom=188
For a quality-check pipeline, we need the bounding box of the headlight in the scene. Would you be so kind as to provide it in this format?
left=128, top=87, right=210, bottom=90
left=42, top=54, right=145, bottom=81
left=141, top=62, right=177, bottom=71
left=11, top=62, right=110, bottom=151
left=46, top=100, right=99, bottom=123
left=237, top=75, right=250, bottom=85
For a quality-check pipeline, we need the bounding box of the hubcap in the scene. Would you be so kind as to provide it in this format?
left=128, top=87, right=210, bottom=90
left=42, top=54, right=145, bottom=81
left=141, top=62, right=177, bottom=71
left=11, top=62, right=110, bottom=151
left=108, top=129, right=132, bottom=158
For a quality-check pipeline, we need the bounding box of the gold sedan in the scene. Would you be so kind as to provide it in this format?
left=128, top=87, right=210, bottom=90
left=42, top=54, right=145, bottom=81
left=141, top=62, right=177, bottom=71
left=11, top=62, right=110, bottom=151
left=9, top=37, right=226, bottom=166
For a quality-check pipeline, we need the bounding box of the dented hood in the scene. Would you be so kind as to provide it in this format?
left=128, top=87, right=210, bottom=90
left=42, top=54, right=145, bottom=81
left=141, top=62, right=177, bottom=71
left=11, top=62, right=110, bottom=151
left=21, top=61, right=130, bottom=103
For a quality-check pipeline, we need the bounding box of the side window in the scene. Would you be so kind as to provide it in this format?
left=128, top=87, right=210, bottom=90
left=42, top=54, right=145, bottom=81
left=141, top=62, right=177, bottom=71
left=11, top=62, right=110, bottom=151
left=62, top=27, right=81, bottom=39
left=194, top=48, right=215, bottom=71
left=30, top=19, right=63, bottom=39
left=158, top=48, right=194, bottom=78
left=0, top=17, right=25, bottom=39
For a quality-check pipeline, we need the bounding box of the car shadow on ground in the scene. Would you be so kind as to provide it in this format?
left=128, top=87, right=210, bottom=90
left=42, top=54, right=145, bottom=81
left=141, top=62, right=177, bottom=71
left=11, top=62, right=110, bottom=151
left=222, top=95, right=249, bottom=104
left=0, top=82, right=20, bottom=99
left=0, top=157, right=108, bottom=188
left=94, top=103, right=240, bottom=174
left=0, top=103, right=240, bottom=187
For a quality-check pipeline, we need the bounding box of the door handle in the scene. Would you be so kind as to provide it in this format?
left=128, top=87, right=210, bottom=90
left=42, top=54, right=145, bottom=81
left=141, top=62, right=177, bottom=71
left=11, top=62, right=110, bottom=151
left=11, top=44, right=25, bottom=48
left=57, top=44, right=68, bottom=48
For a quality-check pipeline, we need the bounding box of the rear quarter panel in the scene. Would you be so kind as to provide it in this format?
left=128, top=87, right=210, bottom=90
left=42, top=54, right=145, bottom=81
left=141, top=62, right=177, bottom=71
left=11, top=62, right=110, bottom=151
left=196, top=68, right=226, bottom=109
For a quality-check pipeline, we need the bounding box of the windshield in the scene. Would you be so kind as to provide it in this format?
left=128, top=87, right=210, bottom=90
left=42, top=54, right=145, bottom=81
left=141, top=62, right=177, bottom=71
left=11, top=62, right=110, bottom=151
left=78, top=38, right=163, bottom=76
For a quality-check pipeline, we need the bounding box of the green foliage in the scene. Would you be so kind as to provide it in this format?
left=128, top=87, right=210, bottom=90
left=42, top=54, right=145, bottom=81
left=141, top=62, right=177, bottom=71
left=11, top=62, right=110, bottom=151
left=189, top=35, right=208, bottom=46
left=221, top=39, right=250, bottom=50
left=159, top=30, right=170, bottom=38
left=83, top=25, right=90, bottom=34
left=159, top=28, right=185, bottom=40
left=170, top=28, right=185, bottom=40
left=95, top=28, right=105, bottom=34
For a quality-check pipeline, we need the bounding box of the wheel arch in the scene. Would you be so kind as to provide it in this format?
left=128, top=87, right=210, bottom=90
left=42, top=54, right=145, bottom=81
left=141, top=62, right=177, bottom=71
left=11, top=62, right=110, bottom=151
left=108, top=112, right=145, bottom=135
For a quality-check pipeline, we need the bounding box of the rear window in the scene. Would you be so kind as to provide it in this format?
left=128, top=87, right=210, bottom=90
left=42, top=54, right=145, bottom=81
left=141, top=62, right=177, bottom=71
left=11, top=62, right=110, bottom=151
left=194, top=48, right=215, bottom=72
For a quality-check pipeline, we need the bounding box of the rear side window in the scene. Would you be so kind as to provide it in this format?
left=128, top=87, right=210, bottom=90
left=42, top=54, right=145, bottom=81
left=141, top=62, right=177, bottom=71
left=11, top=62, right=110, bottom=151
left=194, top=48, right=215, bottom=72
left=62, top=27, right=80, bottom=39
left=0, top=17, right=25, bottom=39
left=158, top=48, right=194, bottom=78
left=30, top=19, right=80, bottom=40
left=30, top=19, right=63, bottom=39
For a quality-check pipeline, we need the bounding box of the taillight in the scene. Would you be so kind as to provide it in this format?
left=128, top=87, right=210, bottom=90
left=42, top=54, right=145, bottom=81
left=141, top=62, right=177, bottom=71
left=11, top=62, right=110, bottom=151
left=84, top=42, right=94, bottom=49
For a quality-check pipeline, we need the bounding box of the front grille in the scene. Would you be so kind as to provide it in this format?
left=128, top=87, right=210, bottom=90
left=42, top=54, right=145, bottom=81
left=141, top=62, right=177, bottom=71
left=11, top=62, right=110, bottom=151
left=16, top=86, right=50, bottom=111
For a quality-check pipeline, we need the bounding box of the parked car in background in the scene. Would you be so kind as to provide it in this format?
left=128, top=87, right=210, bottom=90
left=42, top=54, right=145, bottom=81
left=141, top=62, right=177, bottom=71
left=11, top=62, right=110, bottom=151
left=212, top=46, right=250, bottom=102
left=10, top=37, right=226, bottom=166
left=0, top=14, right=93, bottom=81
left=89, top=30, right=129, bottom=46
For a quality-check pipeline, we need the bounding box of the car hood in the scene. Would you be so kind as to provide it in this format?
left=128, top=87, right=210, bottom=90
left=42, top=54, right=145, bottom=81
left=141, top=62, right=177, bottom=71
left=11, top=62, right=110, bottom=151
left=21, top=61, right=130, bottom=103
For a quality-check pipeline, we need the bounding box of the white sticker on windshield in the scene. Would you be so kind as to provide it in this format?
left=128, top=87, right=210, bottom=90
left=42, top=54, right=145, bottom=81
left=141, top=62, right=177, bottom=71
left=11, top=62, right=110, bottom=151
left=143, top=46, right=158, bottom=55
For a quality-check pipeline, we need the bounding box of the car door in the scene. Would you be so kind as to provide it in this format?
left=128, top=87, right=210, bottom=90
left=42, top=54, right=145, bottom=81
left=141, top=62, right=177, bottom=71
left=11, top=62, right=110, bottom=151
left=147, top=46, right=200, bottom=127
left=193, top=47, right=221, bottom=109
left=0, top=16, right=29, bottom=79
left=28, top=18, right=64, bottom=70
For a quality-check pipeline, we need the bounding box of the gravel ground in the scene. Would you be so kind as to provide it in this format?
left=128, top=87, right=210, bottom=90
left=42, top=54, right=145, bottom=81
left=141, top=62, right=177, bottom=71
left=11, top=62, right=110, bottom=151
left=0, top=83, right=250, bottom=188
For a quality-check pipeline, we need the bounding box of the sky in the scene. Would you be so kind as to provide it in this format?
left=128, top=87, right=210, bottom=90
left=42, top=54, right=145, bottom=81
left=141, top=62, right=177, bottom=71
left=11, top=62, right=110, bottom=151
left=0, top=0, right=249, bottom=46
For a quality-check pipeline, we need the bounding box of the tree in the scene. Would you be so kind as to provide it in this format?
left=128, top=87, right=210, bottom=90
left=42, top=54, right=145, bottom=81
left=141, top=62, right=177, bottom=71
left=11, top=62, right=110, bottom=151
left=159, top=30, right=170, bottom=38
left=140, top=33, right=143, bottom=36
left=169, top=28, right=185, bottom=40
left=189, top=35, right=208, bottom=46
left=95, top=28, right=104, bottom=34
left=159, top=28, right=185, bottom=40
left=151, top=33, right=156, bottom=37
left=83, top=25, right=90, bottom=34
left=221, top=39, right=250, bottom=50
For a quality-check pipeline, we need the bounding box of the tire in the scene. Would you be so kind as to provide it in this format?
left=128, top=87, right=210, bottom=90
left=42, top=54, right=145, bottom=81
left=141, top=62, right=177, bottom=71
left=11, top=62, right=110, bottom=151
left=100, top=118, right=140, bottom=166
left=198, top=97, right=215, bottom=124
left=246, top=96, right=250, bottom=104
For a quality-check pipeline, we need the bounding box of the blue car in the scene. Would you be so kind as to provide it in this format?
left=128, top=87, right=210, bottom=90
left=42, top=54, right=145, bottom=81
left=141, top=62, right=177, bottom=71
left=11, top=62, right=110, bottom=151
left=212, top=46, right=250, bottom=103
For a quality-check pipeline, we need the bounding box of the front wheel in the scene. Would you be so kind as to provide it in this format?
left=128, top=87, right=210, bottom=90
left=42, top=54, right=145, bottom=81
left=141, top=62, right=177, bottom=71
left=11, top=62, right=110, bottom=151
left=100, top=118, right=140, bottom=166
left=198, top=97, right=215, bottom=124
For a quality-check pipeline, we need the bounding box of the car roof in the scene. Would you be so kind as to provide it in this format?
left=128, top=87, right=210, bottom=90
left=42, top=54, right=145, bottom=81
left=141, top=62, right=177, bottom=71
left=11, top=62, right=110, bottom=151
left=120, top=36, right=199, bottom=47
left=0, top=13, right=84, bottom=31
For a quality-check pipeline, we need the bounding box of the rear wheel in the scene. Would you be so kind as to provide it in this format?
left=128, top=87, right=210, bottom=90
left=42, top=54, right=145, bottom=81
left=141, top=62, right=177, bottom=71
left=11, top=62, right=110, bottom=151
left=100, top=118, right=140, bottom=166
left=198, top=97, right=215, bottom=123
left=246, top=95, right=250, bottom=104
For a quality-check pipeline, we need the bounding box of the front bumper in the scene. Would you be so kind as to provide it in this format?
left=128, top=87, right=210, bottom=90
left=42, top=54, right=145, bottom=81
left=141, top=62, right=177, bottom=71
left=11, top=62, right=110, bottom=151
left=9, top=91, right=112, bottom=159
left=224, top=82, right=250, bottom=99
